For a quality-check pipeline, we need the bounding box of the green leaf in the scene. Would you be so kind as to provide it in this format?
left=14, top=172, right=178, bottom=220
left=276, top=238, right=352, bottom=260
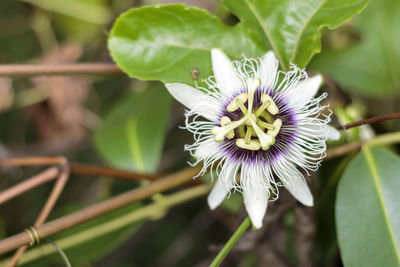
left=108, top=4, right=266, bottom=87
left=311, top=0, right=400, bottom=97
left=93, top=83, right=172, bottom=172
left=336, top=147, right=400, bottom=267
left=221, top=0, right=370, bottom=70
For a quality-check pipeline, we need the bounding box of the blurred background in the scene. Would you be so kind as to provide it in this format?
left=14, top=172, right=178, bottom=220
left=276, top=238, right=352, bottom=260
left=0, top=0, right=399, bottom=266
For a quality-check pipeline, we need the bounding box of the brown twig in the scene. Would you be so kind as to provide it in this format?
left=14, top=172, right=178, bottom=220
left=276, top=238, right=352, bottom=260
left=70, top=163, right=161, bottom=181
left=0, top=157, right=160, bottom=181
left=0, top=167, right=60, bottom=205
left=0, top=63, right=122, bottom=76
left=337, top=112, right=400, bottom=130
left=0, top=156, right=66, bottom=167
left=7, top=166, right=70, bottom=267
left=0, top=165, right=201, bottom=255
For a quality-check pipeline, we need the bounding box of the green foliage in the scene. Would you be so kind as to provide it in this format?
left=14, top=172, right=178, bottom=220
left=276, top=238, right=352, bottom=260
left=21, top=0, right=111, bottom=42
left=311, top=0, right=400, bottom=97
left=336, top=147, right=400, bottom=267
left=108, top=4, right=266, bottom=87
left=221, top=0, right=369, bottom=70
left=93, top=83, right=172, bottom=172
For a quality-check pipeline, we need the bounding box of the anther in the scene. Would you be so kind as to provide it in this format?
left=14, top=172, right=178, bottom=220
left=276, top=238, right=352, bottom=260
left=226, top=93, right=248, bottom=112
left=267, top=119, right=282, bottom=137
left=221, top=116, right=234, bottom=139
left=236, top=138, right=261, bottom=150
left=261, top=94, right=279, bottom=115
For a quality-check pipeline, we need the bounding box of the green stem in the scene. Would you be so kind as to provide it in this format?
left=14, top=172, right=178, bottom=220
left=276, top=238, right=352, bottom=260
left=210, top=216, right=252, bottom=267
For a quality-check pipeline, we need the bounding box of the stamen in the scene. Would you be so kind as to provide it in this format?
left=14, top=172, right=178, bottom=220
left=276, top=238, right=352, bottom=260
left=267, top=119, right=282, bottom=137
left=215, top=82, right=282, bottom=150
left=248, top=116, right=275, bottom=150
left=261, top=94, right=279, bottom=115
left=220, top=116, right=234, bottom=139
left=260, top=112, right=274, bottom=124
left=257, top=120, right=275, bottom=130
left=235, top=98, right=248, bottom=114
left=236, top=138, right=261, bottom=150
left=226, top=93, right=248, bottom=112
left=255, top=99, right=270, bottom=117
left=246, top=78, right=260, bottom=112
left=244, top=127, right=252, bottom=144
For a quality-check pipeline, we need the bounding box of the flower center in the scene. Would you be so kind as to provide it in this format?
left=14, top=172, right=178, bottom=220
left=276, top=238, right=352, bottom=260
left=211, top=78, right=282, bottom=151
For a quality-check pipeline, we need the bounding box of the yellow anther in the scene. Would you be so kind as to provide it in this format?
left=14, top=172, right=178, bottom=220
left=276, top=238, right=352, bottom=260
left=267, top=118, right=282, bottom=137
left=246, top=78, right=260, bottom=112
left=261, top=94, right=279, bottom=115
left=226, top=93, right=248, bottom=112
left=257, top=120, right=275, bottom=130
left=236, top=138, right=261, bottom=150
left=221, top=116, right=234, bottom=139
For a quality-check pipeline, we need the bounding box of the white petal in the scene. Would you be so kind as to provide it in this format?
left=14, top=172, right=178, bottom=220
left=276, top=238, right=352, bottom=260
left=258, top=51, right=278, bottom=89
left=273, top=158, right=313, bottom=206
left=211, top=49, right=243, bottom=99
left=243, top=179, right=269, bottom=229
left=194, top=138, right=221, bottom=160
left=165, top=83, right=219, bottom=122
left=326, top=125, right=340, bottom=140
left=292, top=74, right=323, bottom=108
left=207, top=162, right=238, bottom=210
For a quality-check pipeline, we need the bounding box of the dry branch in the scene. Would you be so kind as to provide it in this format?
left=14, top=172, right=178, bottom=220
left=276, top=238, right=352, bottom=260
left=0, top=165, right=201, bottom=255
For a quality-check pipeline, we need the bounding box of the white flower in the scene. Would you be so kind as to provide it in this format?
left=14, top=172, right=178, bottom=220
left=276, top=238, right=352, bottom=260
left=165, top=49, right=340, bottom=229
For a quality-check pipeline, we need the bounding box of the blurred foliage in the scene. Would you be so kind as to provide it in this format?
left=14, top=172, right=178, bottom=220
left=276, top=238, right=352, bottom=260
left=311, top=0, right=400, bottom=97
left=94, top=82, right=172, bottom=172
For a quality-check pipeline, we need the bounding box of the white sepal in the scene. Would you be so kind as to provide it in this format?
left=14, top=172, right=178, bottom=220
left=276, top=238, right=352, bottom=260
left=207, top=162, right=238, bottom=209
left=165, top=83, right=219, bottom=122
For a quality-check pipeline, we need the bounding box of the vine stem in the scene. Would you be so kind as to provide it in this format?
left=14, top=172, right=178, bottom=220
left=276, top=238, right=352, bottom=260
left=337, top=112, right=400, bottom=130
left=210, top=216, right=252, bottom=267
left=1, top=184, right=209, bottom=266
left=0, top=165, right=201, bottom=255
left=7, top=167, right=70, bottom=267
left=0, top=157, right=161, bottom=181
left=326, top=131, right=400, bottom=160
left=0, top=63, right=121, bottom=76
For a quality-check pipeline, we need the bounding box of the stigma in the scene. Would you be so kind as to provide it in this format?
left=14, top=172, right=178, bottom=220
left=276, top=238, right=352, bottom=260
left=211, top=78, right=282, bottom=151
